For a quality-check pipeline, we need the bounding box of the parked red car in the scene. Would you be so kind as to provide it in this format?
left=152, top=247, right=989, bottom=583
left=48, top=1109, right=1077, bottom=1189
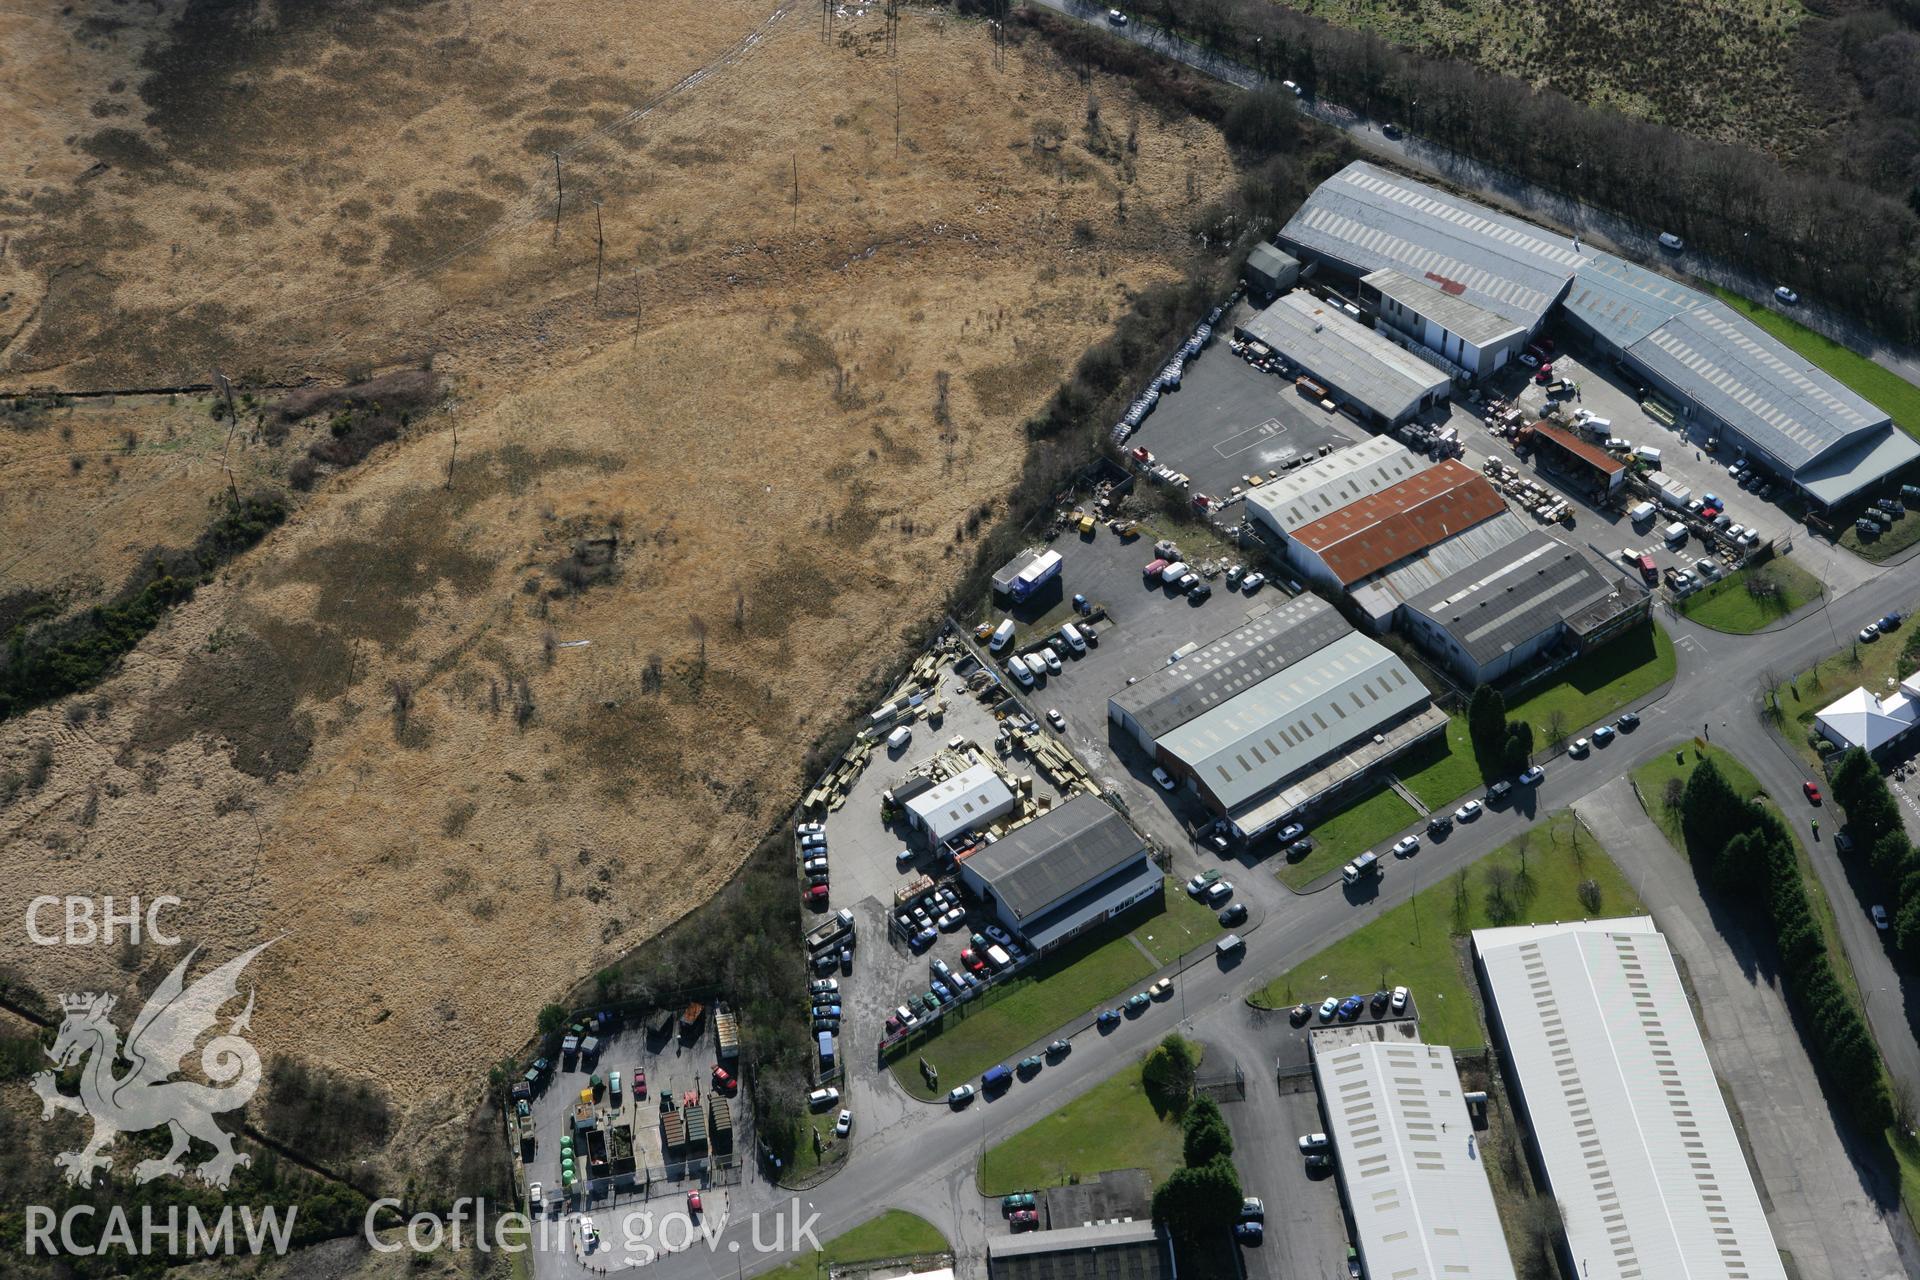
left=1804, top=781, right=1823, bottom=804
left=688, top=1191, right=703, bottom=1216
left=634, top=1069, right=647, bottom=1100
left=712, top=1065, right=736, bottom=1093
left=805, top=884, right=829, bottom=904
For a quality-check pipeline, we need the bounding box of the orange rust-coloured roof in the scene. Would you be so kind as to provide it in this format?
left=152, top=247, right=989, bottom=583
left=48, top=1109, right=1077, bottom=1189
left=1529, top=420, right=1625, bottom=476
left=1291, top=459, right=1507, bottom=586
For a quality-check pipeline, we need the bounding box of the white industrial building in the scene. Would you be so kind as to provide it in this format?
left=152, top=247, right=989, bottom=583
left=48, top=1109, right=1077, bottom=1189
left=1236, top=291, right=1453, bottom=426
left=1360, top=267, right=1529, bottom=380
left=1474, top=918, right=1785, bottom=1280
left=958, top=794, right=1159, bottom=953
left=1243, top=437, right=1428, bottom=543
left=1814, top=671, right=1920, bottom=756
left=1278, top=161, right=1583, bottom=332
left=1311, top=1025, right=1517, bottom=1280
left=904, top=761, right=1016, bottom=847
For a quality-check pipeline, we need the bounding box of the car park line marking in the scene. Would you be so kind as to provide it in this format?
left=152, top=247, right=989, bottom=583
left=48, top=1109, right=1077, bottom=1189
left=1212, top=417, right=1294, bottom=461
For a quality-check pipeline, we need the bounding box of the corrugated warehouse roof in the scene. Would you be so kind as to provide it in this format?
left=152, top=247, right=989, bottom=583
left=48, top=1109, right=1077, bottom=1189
left=1238, top=292, right=1451, bottom=424
left=1160, top=632, right=1431, bottom=810
left=1293, top=460, right=1509, bottom=586
left=963, top=794, right=1147, bottom=923
left=1108, top=595, right=1351, bottom=742
left=906, top=762, right=1016, bottom=844
left=1346, top=510, right=1533, bottom=623
left=1630, top=304, right=1891, bottom=471
left=988, top=1222, right=1169, bottom=1280
left=1474, top=918, right=1785, bottom=1280
left=1246, top=241, right=1299, bottom=280
left=1362, top=267, right=1528, bottom=349
left=1561, top=255, right=1708, bottom=350
left=1529, top=420, right=1625, bottom=476
left=1314, top=1039, right=1517, bottom=1280
left=1278, top=162, right=1584, bottom=327
left=1402, top=532, right=1614, bottom=667
left=1243, top=437, right=1427, bottom=535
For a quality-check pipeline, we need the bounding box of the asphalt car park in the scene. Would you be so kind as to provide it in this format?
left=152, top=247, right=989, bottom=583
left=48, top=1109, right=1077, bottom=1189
left=1454, top=348, right=1802, bottom=596
left=521, top=1017, right=746, bottom=1230
left=1122, top=318, right=1367, bottom=504
left=992, top=525, right=1292, bottom=865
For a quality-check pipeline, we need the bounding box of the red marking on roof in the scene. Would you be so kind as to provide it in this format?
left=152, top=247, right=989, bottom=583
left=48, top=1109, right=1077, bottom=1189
left=1291, top=460, right=1507, bottom=586
left=1425, top=272, right=1467, bottom=296
left=1528, top=420, right=1625, bottom=476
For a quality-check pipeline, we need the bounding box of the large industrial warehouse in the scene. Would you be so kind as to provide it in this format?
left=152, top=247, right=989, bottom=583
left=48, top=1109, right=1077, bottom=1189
left=1278, top=459, right=1510, bottom=593
left=1108, top=598, right=1446, bottom=836
left=1475, top=918, right=1785, bottom=1280
left=1277, top=160, right=1582, bottom=331
left=1399, top=531, right=1647, bottom=685
left=958, top=795, right=1158, bottom=953
left=1235, top=290, right=1452, bottom=425
left=1243, top=437, right=1428, bottom=542
left=1280, top=162, right=1915, bottom=506
left=1311, top=1024, right=1517, bottom=1280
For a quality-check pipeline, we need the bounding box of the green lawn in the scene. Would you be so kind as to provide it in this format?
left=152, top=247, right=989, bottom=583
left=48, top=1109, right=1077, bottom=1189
left=1710, top=287, right=1920, bottom=441
left=1252, top=812, right=1643, bottom=1049
left=755, top=1211, right=948, bottom=1280
left=1395, top=713, right=1484, bottom=809
left=979, top=1041, right=1196, bottom=1194
left=1506, top=621, right=1674, bottom=744
left=1678, top=558, right=1823, bottom=632
left=1276, top=785, right=1417, bottom=888
left=1135, top=877, right=1227, bottom=964
left=889, top=884, right=1212, bottom=1098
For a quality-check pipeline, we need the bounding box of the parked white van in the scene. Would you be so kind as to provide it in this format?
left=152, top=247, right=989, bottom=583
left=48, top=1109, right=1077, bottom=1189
left=886, top=726, right=912, bottom=752
left=1628, top=501, right=1656, bottom=524
left=1006, top=655, right=1034, bottom=687
left=1160, top=561, right=1190, bottom=585
left=1060, top=622, right=1087, bottom=653
left=1635, top=446, right=1663, bottom=465
left=988, top=619, right=1015, bottom=651
left=1664, top=521, right=1688, bottom=545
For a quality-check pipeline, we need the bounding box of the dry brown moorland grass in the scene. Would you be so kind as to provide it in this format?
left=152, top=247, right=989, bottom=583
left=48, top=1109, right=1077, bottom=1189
left=0, top=0, right=1234, bottom=1191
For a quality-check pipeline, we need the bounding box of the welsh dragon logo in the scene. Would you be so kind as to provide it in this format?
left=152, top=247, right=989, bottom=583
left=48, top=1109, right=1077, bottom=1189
left=32, top=940, right=273, bottom=1189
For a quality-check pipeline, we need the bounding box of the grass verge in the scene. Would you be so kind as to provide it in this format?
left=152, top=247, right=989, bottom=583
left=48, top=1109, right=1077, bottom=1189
left=1276, top=786, right=1417, bottom=889
left=1678, top=559, right=1823, bottom=632
left=979, top=1041, right=1196, bottom=1193
left=1709, top=287, right=1920, bottom=440
left=889, top=885, right=1210, bottom=1099
left=1769, top=625, right=1918, bottom=768
left=1506, top=621, right=1674, bottom=744
left=755, top=1211, right=948, bottom=1280
left=1630, top=739, right=1920, bottom=1229
left=1253, top=811, right=1642, bottom=1049
left=1393, top=622, right=1674, bottom=814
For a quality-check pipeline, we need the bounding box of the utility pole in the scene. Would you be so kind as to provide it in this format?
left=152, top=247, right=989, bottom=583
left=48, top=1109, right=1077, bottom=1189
left=214, top=367, right=240, bottom=505
left=893, top=65, right=902, bottom=157
left=593, top=199, right=605, bottom=308
left=552, top=152, right=564, bottom=243
left=791, top=155, right=799, bottom=227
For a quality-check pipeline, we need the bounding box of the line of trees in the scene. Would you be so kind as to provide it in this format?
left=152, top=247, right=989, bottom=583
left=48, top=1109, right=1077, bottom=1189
left=1056, top=0, right=1920, bottom=346
left=1829, top=746, right=1920, bottom=951
left=0, top=491, right=289, bottom=723
left=1147, top=1036, right=1243, bottom=1246
left=1677, top=757, right=1891, bottom=1128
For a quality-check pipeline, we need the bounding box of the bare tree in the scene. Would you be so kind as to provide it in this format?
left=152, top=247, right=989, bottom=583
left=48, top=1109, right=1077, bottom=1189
left=1484, top=864, right=1518, bottom=925
left=390, top=679, right=415, bottom=739
left=1545, top=708, right=1569, bottom=747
